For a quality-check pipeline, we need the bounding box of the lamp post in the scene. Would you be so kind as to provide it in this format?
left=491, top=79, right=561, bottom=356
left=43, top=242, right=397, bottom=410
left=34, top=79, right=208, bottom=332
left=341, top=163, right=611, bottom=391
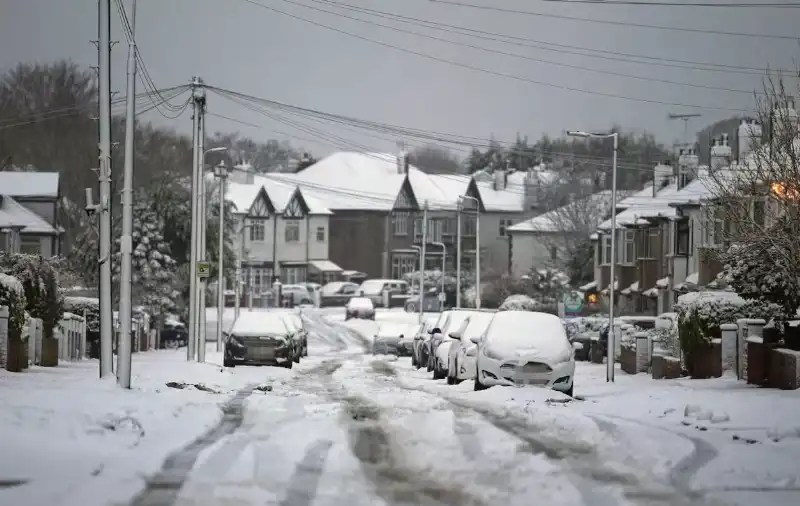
left=410, top=245, right=422, bottom=308
left=566, top=129, right=618, bottom=383
left=457, top=195, right=481, bottom=309
left=196, top=146, right=228, bottom=363
left=431, top=241, right=447, bottom=311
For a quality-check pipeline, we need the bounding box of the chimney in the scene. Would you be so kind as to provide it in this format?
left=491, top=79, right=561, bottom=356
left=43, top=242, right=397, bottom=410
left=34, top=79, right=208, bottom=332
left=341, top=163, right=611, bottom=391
left=737, top=118, right=761, bottom=161
left=493, top=169, right=507, bottom=191
left=653, top=162, right=672, bottom=196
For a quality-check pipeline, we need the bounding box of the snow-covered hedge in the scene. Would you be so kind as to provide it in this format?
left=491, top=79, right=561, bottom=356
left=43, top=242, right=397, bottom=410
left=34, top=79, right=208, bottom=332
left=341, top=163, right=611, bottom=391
left=674, top=290, right=783, bottom=346
left=0, top=273, right=27, bottom=341
left=0, top=253, right=64, bottom=339
left=499, top=294, right=537, bottom=311
left=63, top=296, right=100, bottom=333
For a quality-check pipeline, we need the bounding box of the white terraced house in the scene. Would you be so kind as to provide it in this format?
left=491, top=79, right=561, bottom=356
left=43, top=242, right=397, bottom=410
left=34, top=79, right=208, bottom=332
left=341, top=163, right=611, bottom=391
left=0, top=171, right=63, bottom=255
left=227, top=168, right=336, bottom=305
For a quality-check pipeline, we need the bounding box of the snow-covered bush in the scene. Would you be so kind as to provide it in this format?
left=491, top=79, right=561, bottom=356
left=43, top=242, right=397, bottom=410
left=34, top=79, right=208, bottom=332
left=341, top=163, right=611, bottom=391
left=0, top=253, right=64, bottom=340
left=647, top=326, right=680, bottom=359
left=499, top=294, right=537, bottom=311
left=63, top=296, right=100, bottom=333
left=0, top=273, right=27, bottom=341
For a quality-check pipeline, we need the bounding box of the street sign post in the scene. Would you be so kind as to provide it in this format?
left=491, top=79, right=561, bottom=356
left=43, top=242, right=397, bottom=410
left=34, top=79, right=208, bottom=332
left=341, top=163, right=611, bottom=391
left=197, top=261, right=211, bottom=279
left=562, top=291, right=584, bottom=316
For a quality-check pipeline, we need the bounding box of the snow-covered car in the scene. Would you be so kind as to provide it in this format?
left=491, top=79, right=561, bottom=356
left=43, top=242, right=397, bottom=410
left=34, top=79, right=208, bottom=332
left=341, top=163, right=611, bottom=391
left=372, top=323, right=412, bottom=355
left=397, top=323, right=418, bottom=357
left=412, top=317, right=437, bottom=368
left=345, top=297, right=375, bottom=320
left=473, top=311, right=578, bottom=396
left=429, top=309, right=478, bottom=379
left=320, top=281, right=360, bottom=307
left=425, top=311, right=454, bottom=372
left=224, top=312, right=294, bottom=369
left=280, top=313, right=306, bottom=362
left=281, top=284, right=314, bottom=306
left=447, top=310, right=496, bottom=384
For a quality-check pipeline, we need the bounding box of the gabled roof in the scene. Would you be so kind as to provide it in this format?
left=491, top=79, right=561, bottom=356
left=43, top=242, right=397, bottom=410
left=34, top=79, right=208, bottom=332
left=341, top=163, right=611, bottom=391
left=0, top=171, right=60, bottom=198
left=258, top=176, right=331, bottom=215
left=226, top=182, right=263, bottom=215
left=509, top=191, right=612, bottom=233
left=0, top=195, right=59, bottom=234
left=598, top=183, right=678, bottom=230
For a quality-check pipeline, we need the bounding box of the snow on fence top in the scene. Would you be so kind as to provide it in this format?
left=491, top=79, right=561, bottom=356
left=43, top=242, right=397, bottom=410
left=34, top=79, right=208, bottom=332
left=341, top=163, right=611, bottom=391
left=0, top=273, right=23, bottom=295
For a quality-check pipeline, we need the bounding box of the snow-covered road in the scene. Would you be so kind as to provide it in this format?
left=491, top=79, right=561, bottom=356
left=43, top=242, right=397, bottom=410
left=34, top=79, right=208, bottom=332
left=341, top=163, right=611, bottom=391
left=3, top=308, right=800, bottom=506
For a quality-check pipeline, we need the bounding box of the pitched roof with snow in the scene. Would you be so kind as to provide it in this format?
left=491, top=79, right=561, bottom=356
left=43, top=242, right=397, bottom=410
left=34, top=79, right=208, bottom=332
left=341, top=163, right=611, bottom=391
left=598, top=183, right=678, bottom=230
left=0, top=171, right=60, bottom=198
left=0, top=195, right=59, bottom=234
left=226, top=182, right=262, bottom=214
left=509, top=191, right=612, bottom=233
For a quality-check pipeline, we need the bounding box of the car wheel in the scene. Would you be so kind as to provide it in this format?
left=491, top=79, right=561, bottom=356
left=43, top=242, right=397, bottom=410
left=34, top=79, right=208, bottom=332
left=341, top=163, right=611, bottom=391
left=301, top=298, right=312, bottom=305
left=284, top=360, right=293, bottom=369
left=293, top=354, right=300, bottom=364
left=223, top=356, right=235, bottom=368
left=405, top=302, right=417, bottom=313
left=474, top=366, right=487, bottom=391
left=303, top=346, right=308, bottom=357
left=565, top=384, right=574, bottom=397
left=411, top=353, right=417, bottom=367
left=433, top=366, right=445, bottom=380
left=446, top=375, right=454, bottom=385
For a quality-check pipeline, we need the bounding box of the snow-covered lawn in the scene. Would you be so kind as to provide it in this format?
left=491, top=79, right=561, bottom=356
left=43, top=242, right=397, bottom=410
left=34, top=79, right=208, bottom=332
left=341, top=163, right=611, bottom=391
left=0, top=348, right=292, bottom=506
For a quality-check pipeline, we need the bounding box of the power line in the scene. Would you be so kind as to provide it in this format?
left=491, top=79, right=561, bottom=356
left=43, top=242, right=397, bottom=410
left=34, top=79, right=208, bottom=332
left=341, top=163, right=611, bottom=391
left=274, top=0, right=763, bottom=94
left=426, top=0, right=799, bottom=39
left=237, top=0, right=753, bottom=111
left=541, top=0, right=800, bottom=7
left=308, top=0, right=779, bottom=74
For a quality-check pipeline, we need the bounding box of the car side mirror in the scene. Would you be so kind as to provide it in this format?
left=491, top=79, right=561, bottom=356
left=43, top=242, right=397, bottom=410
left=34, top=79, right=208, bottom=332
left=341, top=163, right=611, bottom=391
left=572, top=342, right=584, bottom=351
left=429, top=328, right=441, bottom=335
left=469, top=336, right=480, bottom=344
left=448, top=331, right=461, bottom=339
left=399, top=334, right=404, bottom=339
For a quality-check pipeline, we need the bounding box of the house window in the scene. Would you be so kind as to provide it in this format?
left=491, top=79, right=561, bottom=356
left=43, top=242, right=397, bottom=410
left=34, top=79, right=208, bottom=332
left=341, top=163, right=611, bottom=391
left=428, top=219, right=442, bottom=242
left=550, top=246, right=558, bottom=261
left=393, top=212, right=409, bottom=236
left=676, top=219, right=691, bottom=255
left=499, top=219, right=513, bottom=237
left=391, top=253, right=417, bottom=279
left=619, top=230, right=635, bottom=264
left=316, top=226, right=325, bottom=242
left=441, top=218, right=455, bottom=236
left=19, top=237, right=40, bottom=255
left=282, top=266, right=306, bottom=284
left=414, top=218, right=422, bottom=238
left=601, top=235, right=612, bottom=264
left=638, top=229, right=659, bottom=259
left=249, top=220, right=265, bottom=242
left=702, top=206, right=724, bottom=247
left=284, top=220, right=300, bottom=242
left=463, top=215, right=477, bottom=236
left=249, top=267, right=273, bottom=294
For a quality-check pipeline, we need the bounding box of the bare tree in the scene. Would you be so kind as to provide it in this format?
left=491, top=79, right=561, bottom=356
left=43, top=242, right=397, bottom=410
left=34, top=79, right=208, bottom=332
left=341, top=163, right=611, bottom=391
left=709, top=75, right=800, bottom=316
left=410, top=144, right=461, bottom=174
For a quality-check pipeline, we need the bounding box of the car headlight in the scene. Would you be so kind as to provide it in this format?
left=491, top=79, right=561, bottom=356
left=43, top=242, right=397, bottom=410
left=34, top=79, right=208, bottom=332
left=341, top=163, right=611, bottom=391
left=484, top=346, right=504, bottom=361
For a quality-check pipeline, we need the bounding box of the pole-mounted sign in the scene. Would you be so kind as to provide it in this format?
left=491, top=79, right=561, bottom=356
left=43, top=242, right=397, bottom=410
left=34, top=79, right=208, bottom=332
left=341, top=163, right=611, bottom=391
left=197, top=261, right=211, bottom=279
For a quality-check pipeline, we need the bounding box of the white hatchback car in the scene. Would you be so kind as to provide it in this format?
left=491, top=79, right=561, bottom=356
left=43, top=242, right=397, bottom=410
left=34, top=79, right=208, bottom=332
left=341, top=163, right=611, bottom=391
left=473, top=311, right=577, bottom=397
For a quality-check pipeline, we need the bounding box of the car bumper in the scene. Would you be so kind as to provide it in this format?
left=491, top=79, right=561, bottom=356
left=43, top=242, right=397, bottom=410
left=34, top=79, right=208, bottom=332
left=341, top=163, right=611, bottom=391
left=456, top=354, right=477, bottom=380
left=478, top=357, right=574, bottom=391
left=226, top=344, right=293, bottom=365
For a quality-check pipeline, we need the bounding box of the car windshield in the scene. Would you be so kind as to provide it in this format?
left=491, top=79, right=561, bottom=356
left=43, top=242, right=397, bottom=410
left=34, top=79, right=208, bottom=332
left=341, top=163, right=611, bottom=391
left=360, top=280, right=386, bottom=295
left=348, top=297, right=373, bottom=309
left=441, top=311, right=474, bottom=335
left=321, top=282, right=347, bottom=295
left=230, top=312, right=289, bottom=337
left=484, top=311, right=570, bottom=360
left=462, top=312, right=495, bottom=341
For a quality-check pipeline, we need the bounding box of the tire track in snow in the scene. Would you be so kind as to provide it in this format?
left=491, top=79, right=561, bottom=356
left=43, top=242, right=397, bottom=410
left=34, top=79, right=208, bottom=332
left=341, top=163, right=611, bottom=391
left=128, top=385, right=256, bottom=506
left=278, top=439, right=335, bottom=506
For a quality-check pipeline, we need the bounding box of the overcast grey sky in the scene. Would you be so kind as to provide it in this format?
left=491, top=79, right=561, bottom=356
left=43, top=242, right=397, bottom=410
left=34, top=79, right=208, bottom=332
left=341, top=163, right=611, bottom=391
left=1, top=0, right=798, bottom=158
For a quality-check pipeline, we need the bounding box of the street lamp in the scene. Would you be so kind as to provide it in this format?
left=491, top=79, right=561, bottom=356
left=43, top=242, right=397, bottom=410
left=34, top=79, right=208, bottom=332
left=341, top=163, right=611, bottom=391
left=431, top=241, right=446, bottom=311
left=410, top=245, right=423, bottom=308
left=457, top=195, right=481, bottom=309
left=566, top=129, right=618, bottom=383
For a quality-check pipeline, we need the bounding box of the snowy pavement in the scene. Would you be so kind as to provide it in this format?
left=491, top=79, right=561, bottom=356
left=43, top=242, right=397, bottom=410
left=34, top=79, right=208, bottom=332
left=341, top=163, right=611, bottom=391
left=2, top=309, right=799, bottom=506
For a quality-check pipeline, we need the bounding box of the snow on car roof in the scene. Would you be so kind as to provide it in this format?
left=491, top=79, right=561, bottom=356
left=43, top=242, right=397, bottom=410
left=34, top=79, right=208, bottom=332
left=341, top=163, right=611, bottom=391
left=230, top=311, right=290, bottom=337
left=485, top=311, right=570, bottom=359
left=462, top=311, right=496, bottom=340
left=347, top=297, right=374, bottom=308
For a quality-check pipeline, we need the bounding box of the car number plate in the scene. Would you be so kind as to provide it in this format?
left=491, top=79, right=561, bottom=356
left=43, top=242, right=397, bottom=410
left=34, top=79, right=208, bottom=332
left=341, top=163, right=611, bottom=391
left=512, top=373, right=550, bottom=386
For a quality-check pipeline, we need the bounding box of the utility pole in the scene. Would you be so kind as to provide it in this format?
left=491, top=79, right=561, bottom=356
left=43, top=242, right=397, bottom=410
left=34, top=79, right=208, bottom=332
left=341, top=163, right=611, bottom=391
left=418, top=201, right=428, bottom=323
left=214, top=161, right=229, bottom=352
left=187, top=77, right=205, bottom=361
left=117, top=0, right=137, bottom=389
left=197, top=111, right=208, bottom=363
left=98, top=0, right=114, bottom=378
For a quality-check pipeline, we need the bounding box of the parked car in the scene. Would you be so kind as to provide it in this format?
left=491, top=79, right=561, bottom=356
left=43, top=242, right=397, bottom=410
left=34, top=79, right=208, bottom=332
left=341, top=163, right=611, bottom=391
left=372, top=323, right=413, bottom=355
left=429, top=309, right=477, bottom=379
left=280, top=284, right=314, bottom=306
left=289, top=313, right=309, bottom=357
left=223, top=312, right=294, bottom=368
left=397, top=323, right=418, bottom=357
left=473, top=311, right=579, bottom=396
left=447, top=310, right=496, bottom=384
left=280, top=313, right=305, bottom=363
left=358, top=279, right=411, bottom=308
left=345, top=297, right=375, bottom=320
left=412, top=317, right=437, bottom=368
left=159, top=320, right=188, bottom=349
left=404, top=288, right=443, bottom=313
left=320, top=281, right=360, bottom=307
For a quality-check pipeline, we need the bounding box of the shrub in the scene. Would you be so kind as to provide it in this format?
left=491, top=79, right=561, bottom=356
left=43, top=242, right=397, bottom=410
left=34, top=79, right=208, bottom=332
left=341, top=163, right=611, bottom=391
left=499, top=294, right=537, bottom=311
left=0, top=254, right=65, bottom=340
left=0, top=273, right=26, bottom=341
left=63, top=296, right=100, bottom=333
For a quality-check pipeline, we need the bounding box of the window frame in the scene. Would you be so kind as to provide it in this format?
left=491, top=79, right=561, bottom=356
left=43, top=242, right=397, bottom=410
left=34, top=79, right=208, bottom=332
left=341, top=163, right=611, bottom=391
left=284, top=219, right=301, bottom=243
